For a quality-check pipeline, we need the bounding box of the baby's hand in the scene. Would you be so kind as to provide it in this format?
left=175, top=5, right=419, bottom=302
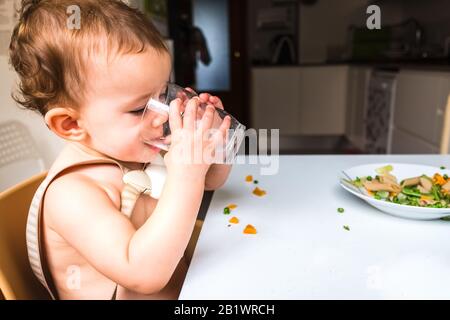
left=164, top=97, right=231, bottom=179
left=185, top=89, right=226, bottom=130
left=185, top=87, right=225, bottom=111
left=173, top=89, right=224, bottom=117
left=199, top=93, right=224, bottom=110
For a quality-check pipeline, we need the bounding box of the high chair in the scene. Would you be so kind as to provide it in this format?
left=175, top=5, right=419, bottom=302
left=0, top=172, right=51, bottom=300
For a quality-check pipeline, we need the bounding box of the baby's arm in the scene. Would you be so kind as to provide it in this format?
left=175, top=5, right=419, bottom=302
left=205, top=164, right=232, bottom=190
left=46, top=169, right=204, bottom=294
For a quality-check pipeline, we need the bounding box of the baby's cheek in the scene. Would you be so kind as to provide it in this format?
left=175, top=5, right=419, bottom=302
left=106, top=122, right=153, bottom=161
left=122, top=138, right=143, bottom=154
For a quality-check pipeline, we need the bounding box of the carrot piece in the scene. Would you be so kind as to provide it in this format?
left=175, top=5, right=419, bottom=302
left=227, top=204, right=238, bottom=210
left=433, top=173, right=446, bottom=186
left=245, top=175, right=253, bottom=182
left=252, top=187, right=267, bottom=197
left=243, top=224, right=257, bottom=234
left=229, top=216, right=239, bottom=224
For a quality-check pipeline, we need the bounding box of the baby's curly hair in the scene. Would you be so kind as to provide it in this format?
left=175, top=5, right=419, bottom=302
left=9, top=0, right=168, bottom=116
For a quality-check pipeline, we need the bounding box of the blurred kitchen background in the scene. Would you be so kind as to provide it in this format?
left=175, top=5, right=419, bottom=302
left=2, top=0, right=450, bottom=189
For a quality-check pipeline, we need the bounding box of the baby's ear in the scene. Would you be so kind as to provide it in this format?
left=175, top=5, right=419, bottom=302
left=44, top=107, right=87, bottom=142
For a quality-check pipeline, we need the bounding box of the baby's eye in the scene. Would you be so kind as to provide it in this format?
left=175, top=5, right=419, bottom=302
left=158, top=86, right=168, bottom=102
left=129, top=107, right=146, bottom=115
left=158, top=92, right=167, bottom=102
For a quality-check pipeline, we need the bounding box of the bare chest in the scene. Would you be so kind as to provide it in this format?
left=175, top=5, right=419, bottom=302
left=43, top=164, right=159, bottom=298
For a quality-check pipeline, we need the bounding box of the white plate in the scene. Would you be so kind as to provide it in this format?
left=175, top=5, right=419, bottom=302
left=340, top=163, right=450, bottom=220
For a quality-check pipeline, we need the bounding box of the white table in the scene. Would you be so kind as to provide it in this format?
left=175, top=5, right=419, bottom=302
left=180, top=155, right=450, bottom=299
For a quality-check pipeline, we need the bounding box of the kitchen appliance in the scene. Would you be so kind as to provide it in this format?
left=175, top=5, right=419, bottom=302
left=270, top=35, right=296, bottom=65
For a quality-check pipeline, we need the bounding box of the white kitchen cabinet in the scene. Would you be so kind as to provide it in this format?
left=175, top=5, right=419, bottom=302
left=251, top=67, right=301, bottom=135
left=251, top=66, right=450, bottom=154
left=345, top=66, right=372, bottom=151
left=251, top=66, right=348, bottom=135
left=297, top=66, right=349, bottom=135
left=393, top=70, right=450, bottom=146
left=391, top=127, right=439, bottom=154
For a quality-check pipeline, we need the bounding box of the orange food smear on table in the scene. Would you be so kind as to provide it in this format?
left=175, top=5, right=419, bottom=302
left=229, top=216, right=239, bottom=224
left=252, top=187, right=267, bottom=197
left=243, top=224, right=257, bottom=234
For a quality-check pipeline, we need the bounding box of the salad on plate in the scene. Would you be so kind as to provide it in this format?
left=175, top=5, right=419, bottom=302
left=345, top=165, right=450, bottom=208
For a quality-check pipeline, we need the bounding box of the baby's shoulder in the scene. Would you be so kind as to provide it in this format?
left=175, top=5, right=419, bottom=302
left=45, top=163, right=124, bottom=220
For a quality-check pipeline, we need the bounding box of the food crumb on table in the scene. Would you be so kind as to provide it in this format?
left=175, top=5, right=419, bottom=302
left=243, top=224, right=257, bottom=234
left=253, top=187, right=267, bottom=197
left=229, top=216, right=239, bottom=224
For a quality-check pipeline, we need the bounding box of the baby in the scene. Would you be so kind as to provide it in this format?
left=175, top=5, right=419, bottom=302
left=9, top=0, right=231, bottom=299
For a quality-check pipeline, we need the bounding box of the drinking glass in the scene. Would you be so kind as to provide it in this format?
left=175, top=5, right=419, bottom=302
left=140, top=83, right=246, bottom=163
